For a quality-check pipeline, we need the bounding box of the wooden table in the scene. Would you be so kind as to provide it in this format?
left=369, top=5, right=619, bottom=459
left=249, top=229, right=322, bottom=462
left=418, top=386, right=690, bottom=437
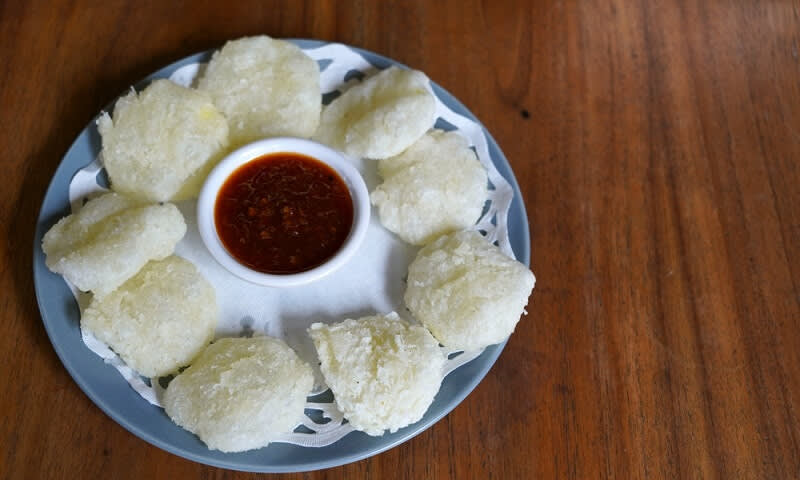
left=2, top=1, right=799, bottom=478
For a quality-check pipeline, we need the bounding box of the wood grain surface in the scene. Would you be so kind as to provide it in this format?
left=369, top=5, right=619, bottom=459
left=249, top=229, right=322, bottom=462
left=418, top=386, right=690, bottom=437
left=2, top=1, right=799, bottom=478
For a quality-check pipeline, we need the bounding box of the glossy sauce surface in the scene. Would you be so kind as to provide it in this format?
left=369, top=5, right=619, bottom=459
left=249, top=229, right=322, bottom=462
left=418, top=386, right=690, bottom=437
left=215, top=153, right=354, bottom=274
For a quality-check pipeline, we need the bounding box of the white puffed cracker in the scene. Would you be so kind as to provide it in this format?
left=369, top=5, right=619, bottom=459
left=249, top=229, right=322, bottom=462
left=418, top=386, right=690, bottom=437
left=81, top=255, right=217, bottom=378
left=42, top=192, right=186, bottom=298
left=404, top=230, right=535, bottom=351
left=371, top=129, right=488, bottom=245
left=164, top=336, right=313, bottom=453
left=309, top=312, right=445, bottom=436
left=198, top=35, right=321, bottom=146
left=98, top=79, right=229, bottom=202
left=314, top=66, right=436, bottom=159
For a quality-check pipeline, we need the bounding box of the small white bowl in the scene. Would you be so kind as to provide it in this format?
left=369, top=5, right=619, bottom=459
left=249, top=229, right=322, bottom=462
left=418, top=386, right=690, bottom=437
left=197, top=137, right=370, bottom=287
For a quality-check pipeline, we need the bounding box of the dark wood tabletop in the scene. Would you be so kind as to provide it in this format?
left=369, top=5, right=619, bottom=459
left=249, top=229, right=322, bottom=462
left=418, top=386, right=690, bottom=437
left=2, top=1, right=799, bottom=478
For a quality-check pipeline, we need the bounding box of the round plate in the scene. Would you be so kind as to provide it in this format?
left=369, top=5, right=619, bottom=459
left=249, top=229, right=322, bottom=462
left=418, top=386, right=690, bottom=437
left=33, top=39, right=530, bottom=473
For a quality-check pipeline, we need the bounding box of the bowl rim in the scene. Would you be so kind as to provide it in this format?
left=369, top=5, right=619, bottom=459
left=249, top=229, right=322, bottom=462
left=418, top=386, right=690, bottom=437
left=197, top=137, right=371, bottom=287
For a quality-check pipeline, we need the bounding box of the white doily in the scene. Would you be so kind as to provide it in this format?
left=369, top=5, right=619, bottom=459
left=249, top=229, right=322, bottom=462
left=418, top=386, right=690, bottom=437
left=66, top=43, right=515, bottom=447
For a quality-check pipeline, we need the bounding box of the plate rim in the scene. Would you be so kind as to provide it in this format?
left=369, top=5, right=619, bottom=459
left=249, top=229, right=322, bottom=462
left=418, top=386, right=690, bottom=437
left=33, top=38, right=531, bottom=473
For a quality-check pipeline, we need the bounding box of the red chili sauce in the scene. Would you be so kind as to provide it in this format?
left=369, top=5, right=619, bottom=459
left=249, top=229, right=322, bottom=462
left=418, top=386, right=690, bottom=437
left=215, top=153, right=354, bottom=275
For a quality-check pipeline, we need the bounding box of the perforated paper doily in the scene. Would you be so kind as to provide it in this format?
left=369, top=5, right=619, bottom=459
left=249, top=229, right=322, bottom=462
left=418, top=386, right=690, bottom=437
left=65, top=43, right=515, bottom=448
